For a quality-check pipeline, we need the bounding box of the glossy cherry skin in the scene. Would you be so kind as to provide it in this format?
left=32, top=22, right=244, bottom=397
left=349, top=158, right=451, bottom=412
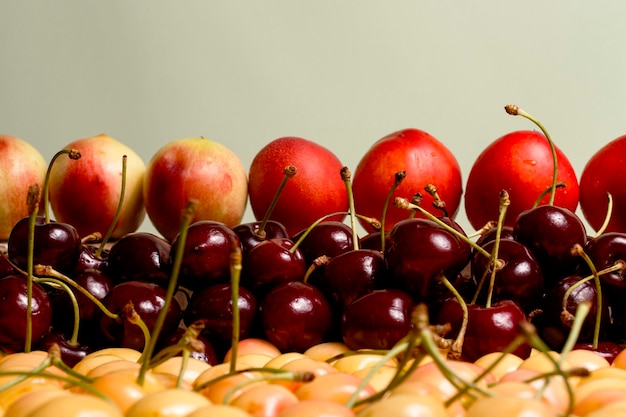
left=464, top=129, right=579, bottom=231
left=184, top=283, right=259, bottom=345
left=584, top=232, right=626, bottom=296
left=435, top=297, right=531, bottom=362
left=573, top=341, right=623, bottom=364
left=232, top=220, right=289, bottom=254
left=291, top=221, right=354, bottom=265
left=319, top=248, right=388, bottom=311
left=474, top=226, right=515, bottom=250
left=8, top=216, right=81, bottom=275
left=260, top=281, right=333, bottom=352
left=0, top=274, right=52, bottom=352
left=341, top=288, right=415, bottom=350
left=106, top=232, right=171, bottom=287
left=73, top=243, right=108, bottom=274
left=358, top=231, right=386, bottom=252
left=513, top=205, right=587, bottom=285
left=98, top=280, right=183, bottom=351
left=471, top=238, right=544, bottom=313
left=158, top=327, right=219, bottom=365
left=170, top=220, right=241, bottom=292
left=580, top=134, right=626, bottom=233
left=241, top=237, right=307, bottom=297
left=39, top=332, right=94, bottom=368
left=539, top=273, right=607, bottom=350
left=384, top=218, right=471, bottom=302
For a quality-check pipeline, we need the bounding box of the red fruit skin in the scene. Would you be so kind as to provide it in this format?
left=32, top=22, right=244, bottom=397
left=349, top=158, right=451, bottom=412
left=248, top=137, right=348, bottom=236
left=352, top=128, right=463, bottom=233
left=464, top=130, right=579, bottom=231
left=580, top=134, right=626, bottom=233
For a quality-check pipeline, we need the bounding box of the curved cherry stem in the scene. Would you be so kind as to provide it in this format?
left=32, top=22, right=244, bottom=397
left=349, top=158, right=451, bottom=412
left=570, top=244, right=604, bottom=349
left=25, top=184, right=40, bottom=353
left=256, top=165, right=297, bottom=239
left=35, top=278, right=80, bottom=345
left=593, top=192, right=614, bottom=238
left=380, top=171, right=405, bottom=252
left=482, top=190, right=510, bottom=308
left=505, top=104, right=558, bottom=205
left=136, top=199, right=197, bottom=386
left=95, top=155, right=127, bottom=258
left=341, top=166, right=360, bottom=251
left=43, top=149, right=81, bottom=224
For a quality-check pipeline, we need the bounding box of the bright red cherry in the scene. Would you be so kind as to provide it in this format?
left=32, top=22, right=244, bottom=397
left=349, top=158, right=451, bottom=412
left=464, top=130, right=579, bottom=231
left=352, top=128, right=462, bottom=233
left=580, top=134, right=626, bottom=233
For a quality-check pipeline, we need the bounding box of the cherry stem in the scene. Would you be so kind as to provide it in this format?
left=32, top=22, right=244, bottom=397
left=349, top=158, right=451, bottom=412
left=593, top=192, right=614, bottom=237
left=439, top=275, right=469, bottom=360
left=341, top=167, right=360, bottom=251
left=95, top=155, right=127, bottom=258
left=570, top=244, right=603, bottom=349
left=257, top=165, right=297, bottom=239
left=25, top=184, right=40, bottom=353
left=222, top=371, right=314, bottom=405
left=137, top=199, right=197, bottom=386
left=43, top=149, right=81, bottom=224
left=149, top=321, right=206, bottom=369
left=424, top=184, right=449, bottom=218
left=559, top=301, right=592, bottom=361
left=35, top=278, right=81, bottom=345
left=394, top=197, right=491, bottom=259
left=288, top=211, right=351, bottom=254
left=229, top=242, right=243, bottom=374
left=380, top=171, right=405, bottom=252
left=533, top=182, right=566, bottom=208
left=505, top=104, right=558, bottom=205
left=485, top=190, right=510, bottom=308
left=303, top=255, right=330, bottom=283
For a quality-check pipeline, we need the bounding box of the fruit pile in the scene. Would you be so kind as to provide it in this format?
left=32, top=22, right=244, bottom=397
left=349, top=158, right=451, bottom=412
left=1, top=105, right=626, bottom=415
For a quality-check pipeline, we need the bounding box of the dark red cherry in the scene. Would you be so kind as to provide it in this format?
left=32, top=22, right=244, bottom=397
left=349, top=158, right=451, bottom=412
left=241, top=237, right=307, bottom=297
left=39, top=332, right=94, bottom=367
left=158, top=327, right=219, bottom=366
left=584, top=232, right=626, bottom=295
left=358, top=231, right=386, bottom=252
left=384, top=218, right=471, bottom=301
left=0, top=274, right=52, bottom=352
left=573, top=340, right=623, bottom=364
left=0, top=253, right=18, bottom=278
left=539, top=273, right=607, bottom=350
left=73, top=243, right=108, bottom=274
left=291, top=221, right=354, bottom=265
left=471, top=238, right=544, bottom=313
left=435, top=297, right=532, bottom=362
left=260, top=281, right=333, bottom=353
left=232, top=220, right=289, bottom=254
left=341, top=288, right=414, bottom=351
left=170, top=221, right=241, bottom=292
left=319, top=248, right=388, bottom=310
left=98, top=280, right=182, bottom=351
left=8, top=216, right=81, bottom=275
left=106, top=232, right=171, bottom=287
left=513, top=205, right=587, bottom=285
left=474, top=226, right=515, bottom=249
left=184, top=283, right=259, bottom=345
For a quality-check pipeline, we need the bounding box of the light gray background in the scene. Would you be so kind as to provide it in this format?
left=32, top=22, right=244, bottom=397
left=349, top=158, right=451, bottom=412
left=2, top=1, right=625, bottom=236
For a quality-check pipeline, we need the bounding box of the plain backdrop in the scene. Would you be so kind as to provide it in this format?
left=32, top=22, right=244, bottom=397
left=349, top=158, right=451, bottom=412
left=2, top=1, right=626, bottom=237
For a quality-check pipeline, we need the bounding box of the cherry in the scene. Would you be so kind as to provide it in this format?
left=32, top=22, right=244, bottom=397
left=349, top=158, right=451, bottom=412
left=583, top=232, right=626, bottom=295
left=341, top=288, right=415, bottom=350
left=170, top=220, right=242, bottom=292
left=8, top=216, right=81, bottom=275
left=470, top=238, right=544, bottom=313
left=0, top=274, right=52, bottom=352
left=435, top=297, right=531, bottom=362
left=106, top=232, right=172, bottom=287
left=319, top=248, right=388, bottom=311
left=73, top=243, right=108, bottom=274
left=538, top=273, right=607, bottom=350
left=358, top=231, right=386, bottom=252
left=0, top=253, right=18, bottom=278
left=291, top=220, right=354, bottom=266
left=232, top=220, right=289, bottom=254
left=573, top=340, right=623, bottom=364
left=384, top=218, right=471, bottom=302
left=98, top=280, right=183, bottom=351
left=513, top=205, right=587, bottom=284
left=474, top=225, right=515, bottom=249
left=184, top=283, right=259, bottom=346
left=241, top=237, right=307, bottom=297
left=159, top=327, right=219, bottom=366
left=39, top=331, right=94, bottom=367
left=260, top=280, right=333, bottom=352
